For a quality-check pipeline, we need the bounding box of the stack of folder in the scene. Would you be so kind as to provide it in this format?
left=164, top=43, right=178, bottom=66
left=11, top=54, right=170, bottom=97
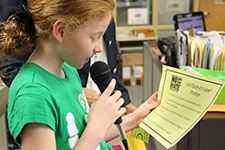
left=176, top=30, right=225, bottom=71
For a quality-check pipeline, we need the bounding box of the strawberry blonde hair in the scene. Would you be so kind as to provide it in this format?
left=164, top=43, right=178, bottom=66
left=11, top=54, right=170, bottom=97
left=0, top=0, right=115, bottom=56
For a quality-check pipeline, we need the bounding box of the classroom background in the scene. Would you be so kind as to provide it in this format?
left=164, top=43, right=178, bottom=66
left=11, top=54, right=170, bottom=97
left=1, top=0, right=225, bottom=150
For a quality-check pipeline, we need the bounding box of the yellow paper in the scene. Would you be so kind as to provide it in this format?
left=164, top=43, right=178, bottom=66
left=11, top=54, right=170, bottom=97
left=140, top=65, right=224, bottom=149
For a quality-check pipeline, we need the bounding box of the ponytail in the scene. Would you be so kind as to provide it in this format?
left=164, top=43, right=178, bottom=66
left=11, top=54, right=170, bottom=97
left=0, top=5, right=36, bottom=56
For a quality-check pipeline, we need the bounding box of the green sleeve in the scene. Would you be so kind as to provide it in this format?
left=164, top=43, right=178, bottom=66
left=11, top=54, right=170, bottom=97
left=8, top=83, right=57, bottom=144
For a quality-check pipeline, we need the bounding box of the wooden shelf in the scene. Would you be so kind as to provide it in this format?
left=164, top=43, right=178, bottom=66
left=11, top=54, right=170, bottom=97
left=116, top=1, right=148, bottom=8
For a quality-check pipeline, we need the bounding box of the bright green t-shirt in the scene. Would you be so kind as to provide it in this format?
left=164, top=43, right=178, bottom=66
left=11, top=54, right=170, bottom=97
left=7, top=63, right=112, bottom=150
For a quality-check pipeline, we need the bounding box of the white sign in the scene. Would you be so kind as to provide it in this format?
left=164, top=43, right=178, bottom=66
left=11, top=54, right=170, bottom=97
left=133, top=66, right=142, bottom=78
left=122, top=66, right=131, bottom=79
left=128, top=8, right=148, bottom=25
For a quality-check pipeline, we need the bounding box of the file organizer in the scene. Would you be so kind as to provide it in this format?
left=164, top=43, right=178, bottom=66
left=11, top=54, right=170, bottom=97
left=176, top=29, right=225, bottom=104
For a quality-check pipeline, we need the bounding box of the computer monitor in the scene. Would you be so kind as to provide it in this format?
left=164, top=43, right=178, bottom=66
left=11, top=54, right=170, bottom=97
left=173, top=11, right=206, bottom=33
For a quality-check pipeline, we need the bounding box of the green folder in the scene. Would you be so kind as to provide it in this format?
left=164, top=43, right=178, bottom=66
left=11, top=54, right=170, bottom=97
left=181, top=66, right=225, bottom=104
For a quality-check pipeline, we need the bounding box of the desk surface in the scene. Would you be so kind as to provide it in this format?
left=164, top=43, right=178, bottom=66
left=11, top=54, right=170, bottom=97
left=117, top=35, right=157, bottom=42
left=204, top=104, right=225, bottom=118
left=208, top=104, right=225, bottom=112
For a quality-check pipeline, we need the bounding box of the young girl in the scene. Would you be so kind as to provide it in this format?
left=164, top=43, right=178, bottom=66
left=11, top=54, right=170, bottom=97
left=0, top=0, right=160, bottom=149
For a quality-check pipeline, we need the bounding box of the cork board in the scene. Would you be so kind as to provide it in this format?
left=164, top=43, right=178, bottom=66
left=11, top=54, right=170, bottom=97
left=198, top=0, right=225, bottom=31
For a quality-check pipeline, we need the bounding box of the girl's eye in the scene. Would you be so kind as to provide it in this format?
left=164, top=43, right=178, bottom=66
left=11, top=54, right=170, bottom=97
left=91, top=37, right=97, bottom=41
left=91, top=35, right=101, bottom=41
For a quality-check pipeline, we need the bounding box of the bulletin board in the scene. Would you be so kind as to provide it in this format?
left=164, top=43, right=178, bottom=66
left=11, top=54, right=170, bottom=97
left=198, top=0, right=225, bottom=32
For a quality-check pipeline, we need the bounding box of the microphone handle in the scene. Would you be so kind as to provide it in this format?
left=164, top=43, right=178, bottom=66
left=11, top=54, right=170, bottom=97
left=110, top=92, right=129, bottom=150
left=115, top=117, right=129, bottom=150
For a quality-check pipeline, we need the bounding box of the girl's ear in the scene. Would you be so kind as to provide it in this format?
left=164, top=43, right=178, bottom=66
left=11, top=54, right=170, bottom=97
left=52, top=19, right=67, bottom=43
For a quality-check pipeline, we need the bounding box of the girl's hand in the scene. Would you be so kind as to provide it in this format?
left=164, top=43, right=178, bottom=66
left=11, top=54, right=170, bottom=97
left=87, top=79, right=126, bottom=135
left=132, top=92, right=160, bottom=127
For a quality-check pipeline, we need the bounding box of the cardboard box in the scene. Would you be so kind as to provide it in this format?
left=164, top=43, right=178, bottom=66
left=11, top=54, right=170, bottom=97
left=121, top=52, right=144, bottom=86
left=122, top=52, right=143, bottom=66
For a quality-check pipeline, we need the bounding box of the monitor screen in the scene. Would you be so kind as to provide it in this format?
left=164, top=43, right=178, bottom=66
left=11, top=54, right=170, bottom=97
left=173, top=12, right=206, bottom=33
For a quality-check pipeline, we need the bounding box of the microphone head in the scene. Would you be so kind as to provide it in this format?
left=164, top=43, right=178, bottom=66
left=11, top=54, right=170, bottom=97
left=90, top=61, right=112, bottom=93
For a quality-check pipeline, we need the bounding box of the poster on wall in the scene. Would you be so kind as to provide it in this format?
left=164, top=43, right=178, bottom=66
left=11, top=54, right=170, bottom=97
left=167, top=0, right=184, bottom=11
left=127, top=8, right=149, bottom=25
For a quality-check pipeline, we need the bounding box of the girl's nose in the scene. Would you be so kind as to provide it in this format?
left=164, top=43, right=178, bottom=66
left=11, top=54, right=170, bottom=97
left=94, top=39, right=103, bottom=54
left=93, top=47, right=103, bottom=54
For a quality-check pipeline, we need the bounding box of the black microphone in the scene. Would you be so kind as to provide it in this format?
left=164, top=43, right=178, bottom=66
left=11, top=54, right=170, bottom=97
left=90, top=61, right=129, bottom=150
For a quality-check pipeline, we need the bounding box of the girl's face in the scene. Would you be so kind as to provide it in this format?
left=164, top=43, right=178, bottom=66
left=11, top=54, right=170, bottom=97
left=59, top=14, right=112, bottom=69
